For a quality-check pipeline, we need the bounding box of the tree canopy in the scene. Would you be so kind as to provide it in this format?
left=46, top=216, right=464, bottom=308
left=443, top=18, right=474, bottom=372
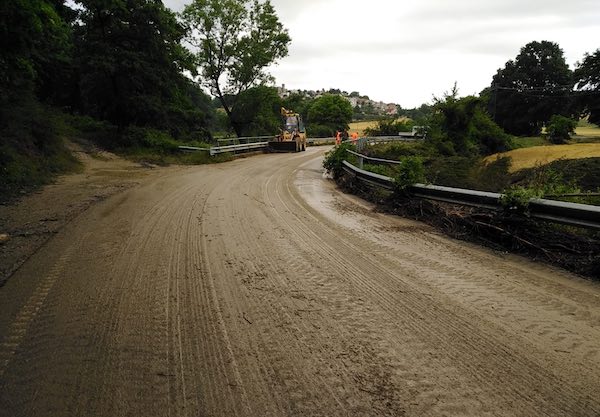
left=182, top=0, right=291, bottom=136
left=229, top=86, right=282, bottom=136
left=74, top=0, right=209, bottom=138
left=429, top=85, right=512, bottom=156
left=487, top=41, right=573, bottom=136
left=574, top=49, right=600, bottom=125
left=307, top=95, right=353, bottom=136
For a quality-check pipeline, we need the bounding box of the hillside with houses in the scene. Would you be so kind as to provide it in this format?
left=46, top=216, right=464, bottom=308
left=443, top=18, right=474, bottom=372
left=276, top=84, right=400, bottom=118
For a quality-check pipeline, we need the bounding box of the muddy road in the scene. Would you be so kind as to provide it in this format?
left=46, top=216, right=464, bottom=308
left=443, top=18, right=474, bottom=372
left=1, top=147, right=599, bottom=416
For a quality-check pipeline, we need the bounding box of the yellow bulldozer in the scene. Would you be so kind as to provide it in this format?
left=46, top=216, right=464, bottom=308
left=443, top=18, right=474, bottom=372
left=268, top=107, right=307, bottom=152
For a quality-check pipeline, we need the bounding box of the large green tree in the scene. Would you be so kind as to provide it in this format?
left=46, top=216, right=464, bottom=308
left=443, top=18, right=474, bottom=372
left=230, top=86, right=282, bottom=136
left=0, top=0, right=72, bottom=105
left=181, top=0, right=291, bottom=136
left=429, top=85, right=512, bottom=156
left=307, top=94, right=353, bottom=136
left=74, top=0, right=208, bottom=137
left=487, top=41, right=573, bottom=136
left=574, top=49, right=600, bottom=125
left=0, top=0, right=78, bottom=196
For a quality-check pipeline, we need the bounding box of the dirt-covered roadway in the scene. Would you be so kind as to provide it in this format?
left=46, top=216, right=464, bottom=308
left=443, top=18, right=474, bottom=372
left=1, top=147, right=599, bottom=417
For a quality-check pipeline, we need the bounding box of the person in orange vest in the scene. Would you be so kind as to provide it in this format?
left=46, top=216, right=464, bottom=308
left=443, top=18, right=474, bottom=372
left=351, top=131, right=358, bottom=143
left=335, top=130, right=341, bottom=145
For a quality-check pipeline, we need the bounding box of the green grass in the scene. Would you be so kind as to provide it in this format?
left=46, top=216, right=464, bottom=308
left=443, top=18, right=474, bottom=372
left=512, top=136, right=550, bottom=149
left=123, top=148, right=233, bottom=166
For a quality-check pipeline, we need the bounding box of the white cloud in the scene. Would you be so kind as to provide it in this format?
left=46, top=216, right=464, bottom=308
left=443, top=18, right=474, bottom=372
left=165, top=0, right=600, bottom=108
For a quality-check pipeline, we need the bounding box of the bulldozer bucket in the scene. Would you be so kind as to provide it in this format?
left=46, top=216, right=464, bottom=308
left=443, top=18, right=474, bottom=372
left=268, top=141, right=299, bottom=152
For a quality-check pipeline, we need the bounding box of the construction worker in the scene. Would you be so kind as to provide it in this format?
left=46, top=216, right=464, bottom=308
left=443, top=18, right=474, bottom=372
left=335, top=130, right=341, bottom=145
left=351, top=131, right=358, bottom=143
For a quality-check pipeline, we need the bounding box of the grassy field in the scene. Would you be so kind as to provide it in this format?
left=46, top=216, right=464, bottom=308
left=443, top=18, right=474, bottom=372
left=574, top=125, right=600, bottom=139
left=487, top=143, right=600, bottom=172
left=349, top=117, right=411, bottom=136
left=348, top=120, right=379, bottom=136
left=486, top=121, right=600, bottom=172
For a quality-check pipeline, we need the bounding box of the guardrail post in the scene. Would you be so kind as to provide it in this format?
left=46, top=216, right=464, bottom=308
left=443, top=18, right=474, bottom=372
left=358, top=154, right=364, bottom=169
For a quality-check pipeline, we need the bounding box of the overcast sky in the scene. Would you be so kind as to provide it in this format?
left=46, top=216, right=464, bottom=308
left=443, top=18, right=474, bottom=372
left=165, top=0, right=599, bottom=108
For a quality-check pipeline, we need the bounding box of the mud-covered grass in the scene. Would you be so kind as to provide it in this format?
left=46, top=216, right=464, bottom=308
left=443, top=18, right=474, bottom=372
left=337, top=173, right=600, bottom=280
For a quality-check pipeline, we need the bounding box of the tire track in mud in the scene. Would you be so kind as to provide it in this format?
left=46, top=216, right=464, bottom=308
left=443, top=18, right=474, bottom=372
left=0, top=249, right=73, bottom=379
left=1, top=149, right=599, bottom=417
left=199, top=160, right=337, bottom=416
left=316, top=185, right=600, bottom=369
left=279, top=160, right=600, bottom=416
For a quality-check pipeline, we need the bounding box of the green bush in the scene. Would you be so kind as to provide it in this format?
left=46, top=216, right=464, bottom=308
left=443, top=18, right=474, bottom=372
left=323, top=142, right=355, bottom=177
left=66, top=114, right=118, bottom=148
left=547, top=115, right=577, bottom=144
left=500, top=186, right=542, bottom=212
left=427, top=92, right=512, bottom=156
left=120, top=127, right=180, bottom=154
left=393, top=156, right=425, bottom=192
left=501, top=163, right=581, bottom=212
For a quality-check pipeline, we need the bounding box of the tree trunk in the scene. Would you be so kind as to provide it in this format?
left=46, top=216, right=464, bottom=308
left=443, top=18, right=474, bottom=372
left=216, top=92, right=242, bottom=137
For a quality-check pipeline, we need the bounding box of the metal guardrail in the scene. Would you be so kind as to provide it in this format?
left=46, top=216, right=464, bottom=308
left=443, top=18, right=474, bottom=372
left=216, top=136, right=273, bottom=146
left=178, top=145, right=210, bottom=152
left=347, top=150, right=401, bottom=169
left=209, top=141, right=269, bottom=156
left=180, top=135, right=338, bottom=156
left=342, top=160, right=600, bottom=229
left=178, top=142, right=268, bottom=156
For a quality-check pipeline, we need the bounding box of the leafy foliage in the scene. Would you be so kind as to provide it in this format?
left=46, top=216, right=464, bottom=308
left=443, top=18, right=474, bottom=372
left=0, top=0, right=81, bottom=199
left=546, top=115, right=577, bottom=144
left=323, top=142, right=355, bottom=178
left=393, top=157, right=425, bottom=192
left=574, top=49, right=600, bottom=125
left=182, top=0, right=290, bottom=136
left=74, top=0, right=210, bottom=139
left=307, top=95, right=353, bottom=135
left=501, top=163, right=581, bottom=212
left=487, top=41, right=573, bottom=136
left=499, top=186, right=542, bottom=213
left=229, top=86, right=282, bottom=136
left=428, top=86, right=512, bottom=156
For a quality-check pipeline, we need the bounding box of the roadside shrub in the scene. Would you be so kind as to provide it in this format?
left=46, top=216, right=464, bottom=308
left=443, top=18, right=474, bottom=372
left=428, top=91, right=512, bottom=156
left=67, top=115, right=118, bottom=148
left=501, top=163, right=581, bottom=212
left=500, top=186, right=541, bottom=213
left=547, top=115, right=577, bottom=144
left=527, top=164, right=580, bottom=197
left=393, top=156, right=425, bottom=193
left=323, top=142, right=355, bottom=177
left=121, top=127, right=180, bottom=154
